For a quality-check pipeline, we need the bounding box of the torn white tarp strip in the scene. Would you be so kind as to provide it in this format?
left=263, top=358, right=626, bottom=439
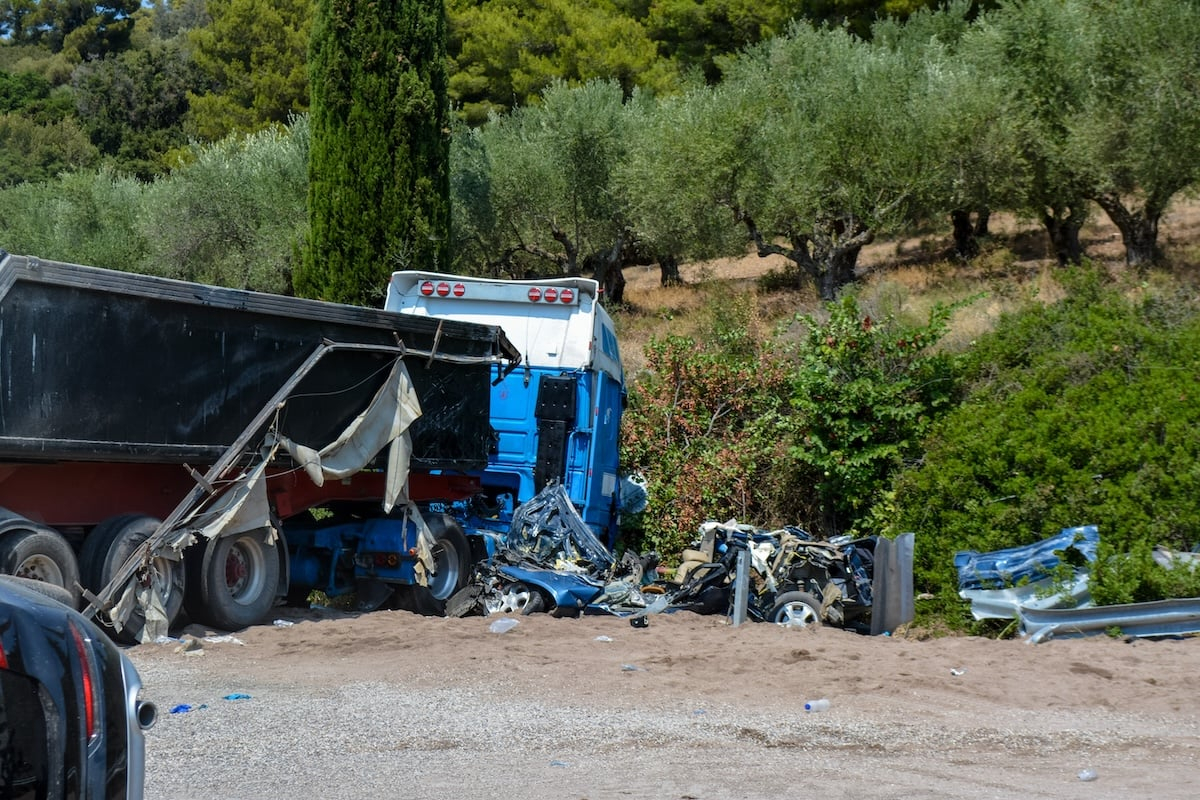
left=109, top=566, right=169, bottom=643
left=405, top=503, right=435, bottom=585
left=275, top=358, right=422, bottom=513
left=172, top=455, right=274, bottom=549
left=138, top=570, right=169, bottom=643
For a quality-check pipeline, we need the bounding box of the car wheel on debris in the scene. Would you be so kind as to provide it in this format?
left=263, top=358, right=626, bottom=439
left=500, top=582, right=546, bottom=615
left=769, top=591, right=822, bottom=628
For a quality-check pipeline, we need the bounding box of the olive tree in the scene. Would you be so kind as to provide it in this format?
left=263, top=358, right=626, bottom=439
left=977, top=0, right=1200, bottom=268
left=466, top=79, right=632, bottom=299
left=613, top=88, right=746, bottom=287
left=1073, top=0, right=1200, bottom=267
left=968, top=0, right=1101, bottom=265
left=874, top=2, right=1024, bottom=259
left=708, top=21, right=938, bottom=300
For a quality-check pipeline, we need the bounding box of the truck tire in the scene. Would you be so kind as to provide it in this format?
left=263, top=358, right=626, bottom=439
left=769, top=591, right=822, bottom=629
left=185, top=529, right=280, bottom=631
left=0, top=527, right=81, bottom=608
left=408, top=514, right=470, bottom=616
left=80, top=514, right=185, bottom=644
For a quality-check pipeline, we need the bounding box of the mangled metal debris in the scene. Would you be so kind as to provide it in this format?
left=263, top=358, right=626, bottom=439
left=954, top=526, right=1200, bottom=642
left=656, top=521, right=913, bottom=634
left=451, top=489, right=913, bottom=634
left=955, top=525, right=1099, bottom=592
left=955, top=526, right=1099, bottom=622
left=449, top=484, right=653, bottom=619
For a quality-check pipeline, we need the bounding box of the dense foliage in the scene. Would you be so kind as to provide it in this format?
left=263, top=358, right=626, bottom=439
left=780, top=295, right=962, bottom=535
left=0, top=0, right=956, bottom=176
left=0, top=118, right=307, bottom=290
left=890, top=268, right=1200, bottom=614
left=299, top=0, right=451, bottom=303
left=186, top=0, right=311, bottom=140
left=619, top=293, right=791, bottom=557
left=620, top=290, right=962, bottom=558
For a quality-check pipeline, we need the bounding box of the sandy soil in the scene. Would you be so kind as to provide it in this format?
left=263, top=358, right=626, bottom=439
left=128, top=607, right=1200, bottom=800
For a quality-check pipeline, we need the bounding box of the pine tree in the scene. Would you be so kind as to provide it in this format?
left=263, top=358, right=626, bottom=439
left=299, top=0, right=450, bottom=305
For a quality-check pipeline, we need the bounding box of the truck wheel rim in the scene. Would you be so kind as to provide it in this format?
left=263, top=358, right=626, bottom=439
left=15, top=554, right=64, bottom=585
left=150, top=556, right=182, bottom=605
left=426, top=542, right=460, bottom=600
left=225, top=540, right=265, bottom=605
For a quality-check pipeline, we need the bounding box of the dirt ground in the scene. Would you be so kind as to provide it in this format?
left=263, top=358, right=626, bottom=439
left=128, top=606, right=1200, bottom=800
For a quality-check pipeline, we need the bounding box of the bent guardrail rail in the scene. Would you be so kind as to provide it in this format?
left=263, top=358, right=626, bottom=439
left=1019, top=596, right=1200, bottom=643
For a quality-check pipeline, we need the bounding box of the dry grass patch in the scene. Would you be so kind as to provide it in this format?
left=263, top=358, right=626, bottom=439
left=613, top=201, right=1200, bottom=379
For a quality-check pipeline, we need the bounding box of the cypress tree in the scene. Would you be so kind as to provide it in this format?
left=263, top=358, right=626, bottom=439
left=299, top=0, right=450, bottom=305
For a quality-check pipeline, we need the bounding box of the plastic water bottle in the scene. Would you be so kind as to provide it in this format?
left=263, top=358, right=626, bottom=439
left=804, top=699, right=830, bottom=712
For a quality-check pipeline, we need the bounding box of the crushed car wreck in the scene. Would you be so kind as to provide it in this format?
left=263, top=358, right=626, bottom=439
left=447, top=484, right=655, bottom=619
left=449, top=485, right=914, bottom=634
left=651, top=521, right=914, bottom=634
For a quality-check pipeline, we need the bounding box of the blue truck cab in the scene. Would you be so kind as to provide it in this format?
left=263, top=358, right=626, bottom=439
left=386, top=272, right=625, bottom=546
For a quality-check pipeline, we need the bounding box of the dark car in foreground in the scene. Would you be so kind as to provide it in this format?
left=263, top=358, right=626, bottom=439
left=1, top=575, right=156, bottom=799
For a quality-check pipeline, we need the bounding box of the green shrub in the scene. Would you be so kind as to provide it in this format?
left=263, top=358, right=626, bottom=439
left=619, top=293, right=790, bottom=558
left=775, top=292, right=965, bottom=537
left=621, top=289, right=964, bottom=561
left=890, top=266, right=1200, bottom=611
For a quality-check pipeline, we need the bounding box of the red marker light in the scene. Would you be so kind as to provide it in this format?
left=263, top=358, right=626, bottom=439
left=560, top=288, right=574, bottom=303
left=453, top=283, right=466, bottom=297
left=527, top=287, right=542, bottom=302
left=436, top=282, right=451, bottom=297
left=69, top=622, right=98, bottom=742
left=543, top=287, right=558, bottom=302
left=420, top=281, right=435, bottom=296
